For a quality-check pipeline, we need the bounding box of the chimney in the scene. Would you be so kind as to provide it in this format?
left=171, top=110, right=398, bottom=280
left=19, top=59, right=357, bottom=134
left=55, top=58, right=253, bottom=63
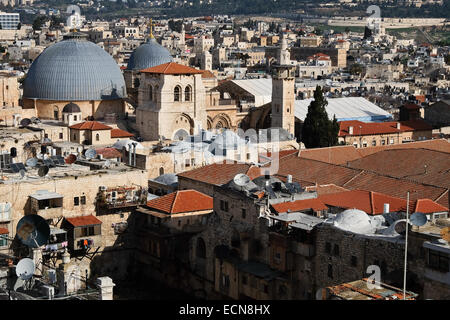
left=396, top=122, right=401, bottom=130
left=349, top=126, right=353, bottom=135
left=383, top=203, right=390, bottom=214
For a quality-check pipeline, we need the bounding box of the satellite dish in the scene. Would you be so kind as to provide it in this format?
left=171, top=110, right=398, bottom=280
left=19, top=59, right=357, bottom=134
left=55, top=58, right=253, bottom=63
left=16, top=214, right=50, bottom=248
left=26, top=158, right=38, bottom=168
left=410, top=212, right=427, bottom=227
left=19, top=169, right=26, bottom=179
left=16, top=258, right=35, bottom=280
left=38, top=166, right=49, bottom=177
left=85, top=149, right=97, bottom=159
left=65, top=154, right=77, bottom=164
left=233, top=173, right=251, bottom=187
left=394, top=220, right=408, bottom=236
left=20, top=118, right=32, bottom=127
left=441, top=227, right=450, bottom=242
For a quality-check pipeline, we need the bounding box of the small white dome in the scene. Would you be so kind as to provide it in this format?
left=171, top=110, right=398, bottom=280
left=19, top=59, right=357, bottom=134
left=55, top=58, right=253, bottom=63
left=333, top=209, right=375, bottom=234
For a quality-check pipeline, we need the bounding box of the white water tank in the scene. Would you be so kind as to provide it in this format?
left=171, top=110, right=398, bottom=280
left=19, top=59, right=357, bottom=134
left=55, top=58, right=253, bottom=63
left=383, top=203, right=390, bottom=214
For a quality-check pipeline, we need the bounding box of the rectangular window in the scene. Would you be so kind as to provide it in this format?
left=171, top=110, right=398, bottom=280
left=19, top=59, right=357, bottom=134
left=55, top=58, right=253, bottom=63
left=0, top=235, right=8, bottom=247
left=242, top=208, right=246, bottom=219
left=0, top=154, right=11, bottom=169
left=80, top=196, right=86, bottom=205
left=185, top=159, right=190, bottom=167
left=325, top=242, right=331, bottom=254
left=372, top=140, right=376, bottom=146
left=328, top=264, right=333, bottom=278
left=381, top=140, right=385, bottom=145
left=59, top=132, right=63, bottom=139
left=74, top=197, right=79, bottom=206
left=242, top=275, right=247, bottom=285
left=351, top=256, right=357, bottom=267
left=333, top=244, right=339, bottom=256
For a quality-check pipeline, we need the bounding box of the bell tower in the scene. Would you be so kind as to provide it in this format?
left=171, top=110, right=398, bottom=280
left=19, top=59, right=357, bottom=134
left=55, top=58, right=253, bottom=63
left=271, top=64, right=296, bottom=136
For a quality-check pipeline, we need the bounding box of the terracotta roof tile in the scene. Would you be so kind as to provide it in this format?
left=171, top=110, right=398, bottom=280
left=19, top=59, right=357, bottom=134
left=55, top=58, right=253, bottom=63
left=141, top=62, right=203, bottom=75
left=338, top=120, right=432, bottom=137
left=95, top=147, right=122, bottom=159
left=178, top=161, right=256, bottom=185
left=69, top=121, right=112, bottom=131
left=145, top=190, right=212, bottom=214
left=110, top=128, right=134, bottom=138
left=304, top=184, right=349, bottom=195
left=355, top=139, right=450, bottom=157
left=272, top=198, right=328, bottom=214
left=414, top=199, right=448, bottom=214
left=65, top=215, right=102, bottom=227
left=347, top=148, right=450, bottom=189
left=298, top=146, right=361, bottom=165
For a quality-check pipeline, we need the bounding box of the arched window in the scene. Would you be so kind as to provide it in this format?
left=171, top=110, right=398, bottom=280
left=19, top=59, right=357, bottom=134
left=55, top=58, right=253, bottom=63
left=185, top=86, right=192, bottom=101
left=148, top=85, right=153, bottom=101
left=96, top=133, right=100, bottom=141
left=174, top=86, right=181, bottom=102
left=53, top=106, right=59, bottom=120
left=159, top=167, right=164, bottom=176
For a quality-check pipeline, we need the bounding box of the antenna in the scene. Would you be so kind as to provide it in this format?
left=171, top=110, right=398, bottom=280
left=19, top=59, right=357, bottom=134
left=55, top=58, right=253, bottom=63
left=16, top=258, right=35, bottom=280
left=38, top=166, right=49, bottom=177
left=26, top=158, right=38, bottom=168
left=233, top=173, right=250, bottom=187
left=65, top=154, right=77, bottom=164
left=410, top=212, right=427, bottom=227
left=85, top=149, right=97, bottom=160
left=16, top=214, right=50, bottom=248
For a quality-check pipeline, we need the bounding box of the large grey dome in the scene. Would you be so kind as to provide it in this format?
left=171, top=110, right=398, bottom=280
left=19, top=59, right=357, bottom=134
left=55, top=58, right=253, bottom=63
left=23, top=33, right=126, bottom=101
left=126, top=38, right=173, bottom=71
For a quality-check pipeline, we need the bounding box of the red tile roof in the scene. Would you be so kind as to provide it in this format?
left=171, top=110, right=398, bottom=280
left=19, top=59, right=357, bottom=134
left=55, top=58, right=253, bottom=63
left=272, top=198, right=328, bottom=214
left=140, top=62, right=203, bottom=75
left=0, top=228, right=8, bottom=234
left=338, top=120, right=432, bottom=137
left=201, top=70, right=216, bottom=79
left=347, top=148, right=450, bottom=189
left=356, top=139, right=450, bottom=157
left=304, top=184, right=349, bottom=195
left=110, top=128, right=134, bottom=138
left=145, top=190, right=213, bottom=214
left=178, top=161, right=257, bottom=186
left=65, top=215, right=102, bottom=227
left=414, top=199, right=448, bottom=214
left=271, top=189, right=447, bottom=216
left=69, top=121, right=112, bottom=131
left=298, top=146, right=361, bottom=165
left=95, top=147, right=122, bottom=159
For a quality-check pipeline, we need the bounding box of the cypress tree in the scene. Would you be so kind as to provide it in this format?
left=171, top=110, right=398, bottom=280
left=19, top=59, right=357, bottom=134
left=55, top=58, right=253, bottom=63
left=301, top=86, right=339, bottom=148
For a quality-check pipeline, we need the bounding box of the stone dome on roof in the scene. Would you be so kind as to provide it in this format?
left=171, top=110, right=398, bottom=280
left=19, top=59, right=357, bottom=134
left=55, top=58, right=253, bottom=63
left=23, top=32, right=126, bottom=101
left=126, top=38, right=173, bottom=71
left=62, top=102, right=81, bottom=113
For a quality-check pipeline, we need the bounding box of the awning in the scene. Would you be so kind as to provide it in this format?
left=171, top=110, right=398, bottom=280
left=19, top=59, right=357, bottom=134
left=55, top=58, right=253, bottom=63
left=65, top=215, right=102, bottom=227
left=29, top=190, right=63, bottom=201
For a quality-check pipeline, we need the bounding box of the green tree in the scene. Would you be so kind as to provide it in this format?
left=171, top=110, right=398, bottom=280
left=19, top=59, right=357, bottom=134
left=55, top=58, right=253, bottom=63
left=32, top=16, right=47, bottom=31
left=301, top=86, right=339, bottom=148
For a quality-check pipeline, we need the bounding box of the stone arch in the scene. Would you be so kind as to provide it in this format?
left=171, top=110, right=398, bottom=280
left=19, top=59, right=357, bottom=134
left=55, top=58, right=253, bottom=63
left=173, top=128, right=189, bottom=141
left=206, top=116, right=213, bottom=130
left=212, top=113, right=232, bottom=130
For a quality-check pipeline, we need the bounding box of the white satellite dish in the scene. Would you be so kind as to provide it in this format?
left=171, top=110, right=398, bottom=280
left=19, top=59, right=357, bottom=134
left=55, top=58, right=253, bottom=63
left=16, top=258, right=35, bottom=280
left=233, top=173, right=251, bottom=187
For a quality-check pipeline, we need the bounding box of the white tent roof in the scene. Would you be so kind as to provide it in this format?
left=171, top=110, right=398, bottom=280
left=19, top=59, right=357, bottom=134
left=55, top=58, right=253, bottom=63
left=231, top=78, right=272, bottom=107
left=294, top=97, right=393, bottom=122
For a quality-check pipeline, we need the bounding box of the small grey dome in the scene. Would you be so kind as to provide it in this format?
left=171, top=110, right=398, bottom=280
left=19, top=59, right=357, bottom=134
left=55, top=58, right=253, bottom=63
left=126, top=38, right=173, bottom=71
left=23, top=32, right=127, bottom=101
left=62, top=102, right=81, bottom=113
